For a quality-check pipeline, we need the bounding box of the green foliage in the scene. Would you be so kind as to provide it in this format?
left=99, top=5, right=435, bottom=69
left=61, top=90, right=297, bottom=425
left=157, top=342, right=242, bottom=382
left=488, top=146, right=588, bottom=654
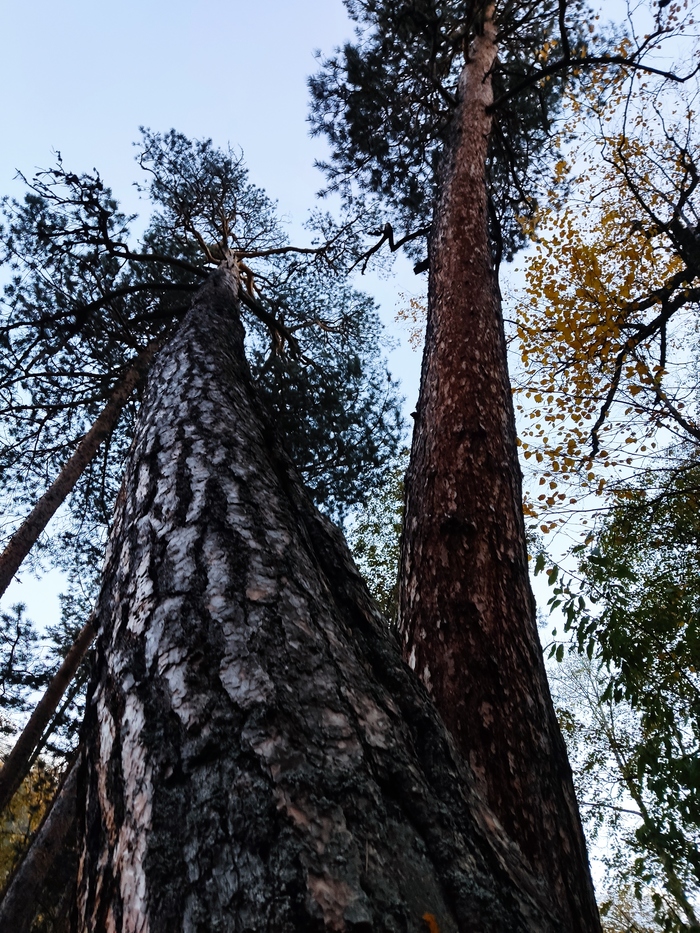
left=309, top=0, right=594, bottom=262
left=137, top=128, right=287, bottom=261
left=579, top=465, right=700, bottom=707
left=346, top=451, right=407, bottom=621
left=550, top=653, right=700, bottom=933
left=0, top=606, right=48, bottom=733
left=540, top=459, right=700, bottom=931
left=253, top=289, right=404, bottom=523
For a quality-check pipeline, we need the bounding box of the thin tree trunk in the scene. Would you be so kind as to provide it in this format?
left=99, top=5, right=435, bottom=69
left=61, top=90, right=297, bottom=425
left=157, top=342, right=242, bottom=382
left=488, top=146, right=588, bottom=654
left=75, top=267, right=564, bottom=932
left=0, top=752, right=80, bottom=933
left=398, top=11, right=601, bottom=933
left=0, top=339, right=160, bottom=600
left=0, top=617, right=94, bottom=813
left=605, top=722, right=699, bottom=929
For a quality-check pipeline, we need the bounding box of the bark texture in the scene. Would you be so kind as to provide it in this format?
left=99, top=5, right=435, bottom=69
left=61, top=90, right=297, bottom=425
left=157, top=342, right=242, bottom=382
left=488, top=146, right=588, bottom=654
left=398, top=15, right=601, bottom=933
left=0, top=340, right=160, bottom=600
left=75, top=267, right=564, bottom=932
left=0, top=619, right=94, bottom=814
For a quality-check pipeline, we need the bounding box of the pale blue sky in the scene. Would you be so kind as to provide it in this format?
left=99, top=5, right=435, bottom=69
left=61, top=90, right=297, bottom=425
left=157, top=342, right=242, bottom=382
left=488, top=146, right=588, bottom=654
left=0, top=0, right=423, bottom=620
left=3, top=1, right=348, bottom=215
left=0, top=0, right=422, bottom=383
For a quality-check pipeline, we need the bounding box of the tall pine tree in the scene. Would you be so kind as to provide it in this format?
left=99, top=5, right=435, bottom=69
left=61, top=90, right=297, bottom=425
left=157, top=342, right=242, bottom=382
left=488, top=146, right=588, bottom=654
left=309, top=1, right=686, bottom=927
left=50, top=268, right=564, bottom=932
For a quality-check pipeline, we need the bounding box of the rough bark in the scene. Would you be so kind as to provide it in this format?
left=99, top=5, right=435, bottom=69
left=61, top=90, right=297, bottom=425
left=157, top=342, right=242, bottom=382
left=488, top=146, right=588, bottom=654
left=0, top=753, right=80, bottom=933
left=0, top=339, right=160, bottom=600
left=398, top=13, right=601, bottom=933
left=0, top=618, right=94, bottom=814
left=75, top=267, right=564, bottom=932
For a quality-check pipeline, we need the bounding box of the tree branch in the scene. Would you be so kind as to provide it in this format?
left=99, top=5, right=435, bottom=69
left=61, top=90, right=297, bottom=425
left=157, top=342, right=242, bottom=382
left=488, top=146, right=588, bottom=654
left=349, top=223, right=431, bottom=274
left=490, top=53, right=700, bottom=113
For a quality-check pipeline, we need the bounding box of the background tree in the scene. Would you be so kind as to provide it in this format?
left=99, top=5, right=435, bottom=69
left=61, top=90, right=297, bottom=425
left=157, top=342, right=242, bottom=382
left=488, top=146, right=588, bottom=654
left=543, top=457, right=700, bottom=933
left=0, top=603, right=89, bottom=767
left=0, top=758, right=58, bottom=888
left=598, top=888, right=666, bottom=933
left=249, top=278, right=404, bottom=524
left=513, top=25, right=700, bottom=529
left=346, top=449, right=408, bottom=622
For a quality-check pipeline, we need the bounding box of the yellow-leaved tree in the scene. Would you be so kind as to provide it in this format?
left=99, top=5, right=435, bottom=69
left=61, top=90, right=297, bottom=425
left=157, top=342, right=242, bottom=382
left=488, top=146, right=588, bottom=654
left=514, top=41, right=700, bottom=533
left=511, top=31, right=700, bottom=930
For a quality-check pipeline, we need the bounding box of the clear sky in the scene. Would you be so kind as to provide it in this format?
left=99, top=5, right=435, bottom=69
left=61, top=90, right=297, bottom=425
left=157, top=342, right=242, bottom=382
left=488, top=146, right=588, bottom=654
left=0, top=0, right=424, bottom=388
left=0, top=0, right=424, bottom=620
left=2, top=1, right=350, bottom=216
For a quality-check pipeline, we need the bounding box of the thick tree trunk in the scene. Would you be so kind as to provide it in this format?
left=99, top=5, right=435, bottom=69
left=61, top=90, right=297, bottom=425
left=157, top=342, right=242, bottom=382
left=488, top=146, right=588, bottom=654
left=0, top=339, right=160, bottom=600
left=398, top=13, right=601, bottom=933
left=74, top=267, right=564, bottom=932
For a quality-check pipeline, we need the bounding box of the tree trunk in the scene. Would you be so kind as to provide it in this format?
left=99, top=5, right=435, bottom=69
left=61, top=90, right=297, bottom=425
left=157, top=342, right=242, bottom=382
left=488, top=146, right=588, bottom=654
left=0, top=752, right=80, bottom=933
left=0, top=339, right=160, bottom=600
left=0, top=618, right=94, bottom=814
left=398, top=12, right=601, bottom=933
left=74, top=266, right=564, bottom=932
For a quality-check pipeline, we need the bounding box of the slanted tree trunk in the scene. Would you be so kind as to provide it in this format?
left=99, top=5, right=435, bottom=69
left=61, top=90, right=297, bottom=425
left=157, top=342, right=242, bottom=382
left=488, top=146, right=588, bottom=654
left=0, top=339, right=160, bottom=600
left=0, top=618, right=94, bottom=814
left=74, top=266, right=564, bottom=932
left=0, top=753, right=80, bottom=933
left=398, top=11, right=601, bottom=933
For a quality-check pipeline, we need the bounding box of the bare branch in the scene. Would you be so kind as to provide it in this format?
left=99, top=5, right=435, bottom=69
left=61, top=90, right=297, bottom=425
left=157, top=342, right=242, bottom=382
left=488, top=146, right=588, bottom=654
left=349, top=223, right=431, bottom=274
left=491, top=51, right=700, bottom=113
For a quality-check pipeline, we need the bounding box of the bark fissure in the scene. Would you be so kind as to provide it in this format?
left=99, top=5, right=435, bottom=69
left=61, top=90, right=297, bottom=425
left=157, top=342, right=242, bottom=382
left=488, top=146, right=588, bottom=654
left=74, top=267, right=564, bottom=932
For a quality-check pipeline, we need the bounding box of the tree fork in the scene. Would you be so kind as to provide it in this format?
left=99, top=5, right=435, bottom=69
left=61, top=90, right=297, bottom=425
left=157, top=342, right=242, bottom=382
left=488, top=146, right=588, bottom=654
left=0, top=338, right=161, bottom=599
left=398, top=9, right=601, bottom=932
left=75, top=267, right=565, bottom=931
